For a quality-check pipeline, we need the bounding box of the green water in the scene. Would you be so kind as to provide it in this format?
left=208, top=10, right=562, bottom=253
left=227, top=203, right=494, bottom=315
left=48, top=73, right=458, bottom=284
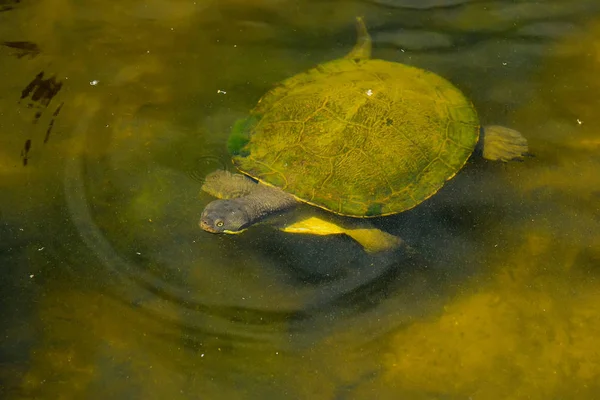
left=1, top=0, right=600, bottom=398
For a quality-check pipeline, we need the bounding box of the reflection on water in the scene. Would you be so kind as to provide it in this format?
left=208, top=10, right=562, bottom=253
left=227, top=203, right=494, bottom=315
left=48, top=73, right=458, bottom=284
left=1, top=0, right=600, bottom=398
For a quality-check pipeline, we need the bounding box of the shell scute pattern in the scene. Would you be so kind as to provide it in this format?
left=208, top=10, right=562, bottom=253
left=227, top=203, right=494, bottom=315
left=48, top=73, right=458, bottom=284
left=233, top=59, right=479, bottom=217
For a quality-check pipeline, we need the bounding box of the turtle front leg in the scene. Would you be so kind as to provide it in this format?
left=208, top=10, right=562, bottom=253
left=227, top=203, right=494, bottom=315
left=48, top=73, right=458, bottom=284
left=201, top=170, right=258, bottom=199
left=281, top=216, right=407, bottom=254
left=478, top=125, right=529, bottom=161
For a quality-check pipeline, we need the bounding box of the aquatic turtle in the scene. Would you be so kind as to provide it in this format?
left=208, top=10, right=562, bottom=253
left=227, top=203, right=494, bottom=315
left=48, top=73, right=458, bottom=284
left=199, top=17, right=528, bottom=252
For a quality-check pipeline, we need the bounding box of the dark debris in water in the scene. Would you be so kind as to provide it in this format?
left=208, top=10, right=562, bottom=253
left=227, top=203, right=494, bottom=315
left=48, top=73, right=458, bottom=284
left=0, top=0, right=21, bottom=13
left=16, top=71, right=65, bottom=166
left=2, top=41, right=40, bottom=58
left=367, top=0, right=471, bottom=10
left=20, top=71, right=63, bottom=109
left=20, top=139, right=31, bottom=166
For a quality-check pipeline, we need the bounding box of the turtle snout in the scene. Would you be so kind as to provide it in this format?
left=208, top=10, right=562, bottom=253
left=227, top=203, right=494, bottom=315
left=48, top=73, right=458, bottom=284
left=199, top=217, right=217, bottom=233
left=199, top=211, right=221, bottom=233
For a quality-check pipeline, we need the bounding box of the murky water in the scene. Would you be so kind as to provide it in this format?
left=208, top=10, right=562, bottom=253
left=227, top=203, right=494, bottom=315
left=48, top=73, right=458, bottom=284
left=2, top=0, right=600, bottom=398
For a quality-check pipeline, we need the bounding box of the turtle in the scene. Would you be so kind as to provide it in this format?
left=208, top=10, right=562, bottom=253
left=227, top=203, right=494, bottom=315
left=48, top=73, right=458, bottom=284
left=199, top=17, right=528, bottom=253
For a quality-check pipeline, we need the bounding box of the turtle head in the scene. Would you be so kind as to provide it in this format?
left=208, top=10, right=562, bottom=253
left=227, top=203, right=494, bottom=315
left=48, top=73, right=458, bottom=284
left=199, top=199, right=251, bottom=234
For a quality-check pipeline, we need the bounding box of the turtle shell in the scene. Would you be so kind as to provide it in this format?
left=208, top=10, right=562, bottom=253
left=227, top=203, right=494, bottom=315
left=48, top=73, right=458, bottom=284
left=229, top=58, right=480, bottom=217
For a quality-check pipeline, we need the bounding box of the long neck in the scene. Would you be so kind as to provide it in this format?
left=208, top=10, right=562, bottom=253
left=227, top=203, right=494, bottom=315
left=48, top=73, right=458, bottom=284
left=233, top=184, right=298, bottom=224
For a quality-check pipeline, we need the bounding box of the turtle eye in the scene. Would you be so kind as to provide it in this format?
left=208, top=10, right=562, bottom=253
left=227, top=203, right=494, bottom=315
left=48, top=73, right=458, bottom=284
left=216, top=221, right=224, bottom=227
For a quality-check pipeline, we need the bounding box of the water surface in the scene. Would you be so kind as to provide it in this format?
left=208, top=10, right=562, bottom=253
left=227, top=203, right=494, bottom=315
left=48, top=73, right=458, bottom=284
left=1, top=0, right=600, bottom=398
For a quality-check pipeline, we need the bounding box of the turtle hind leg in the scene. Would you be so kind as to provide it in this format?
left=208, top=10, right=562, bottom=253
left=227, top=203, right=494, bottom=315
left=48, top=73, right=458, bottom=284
left=344, top=17, right=372, bottom=61
left=478, top=125, right=529, bottom=161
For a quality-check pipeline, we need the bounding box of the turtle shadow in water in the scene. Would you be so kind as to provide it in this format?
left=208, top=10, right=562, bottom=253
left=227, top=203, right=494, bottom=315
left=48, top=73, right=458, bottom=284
left=232, top=211, right=441, bottom=292
left=381, top=155, right=522, bottom=269
left=234, top=224, right=452, bottom=348
left=239, top=205, right=418, bottom=283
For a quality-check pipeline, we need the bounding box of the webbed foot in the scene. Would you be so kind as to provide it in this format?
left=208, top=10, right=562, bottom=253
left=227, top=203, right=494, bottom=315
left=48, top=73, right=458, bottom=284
left=201, top=170, right=257, bottom=199
left=479, top=125, right=529, bottom=161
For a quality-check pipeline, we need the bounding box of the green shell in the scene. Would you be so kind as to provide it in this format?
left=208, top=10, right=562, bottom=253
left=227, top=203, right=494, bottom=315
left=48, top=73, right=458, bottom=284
left=231, top=58, right=479, bottom=217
